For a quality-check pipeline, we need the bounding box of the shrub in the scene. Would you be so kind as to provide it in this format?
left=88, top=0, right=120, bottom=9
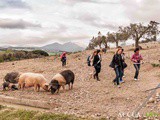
left=151, top=63, right=160, bottom=67
left=0, top=55, right=4, bottom=62
left=32, top=50, right=49, bottom=56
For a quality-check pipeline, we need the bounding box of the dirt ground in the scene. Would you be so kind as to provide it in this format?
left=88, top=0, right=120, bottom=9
left=0, top=42, right=160, bottom=119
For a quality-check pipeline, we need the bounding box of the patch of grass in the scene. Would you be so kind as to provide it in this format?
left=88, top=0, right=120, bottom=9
left=108, top=51, right=115, bottom=54
left=48, top=52, right=61, bottom=56
left=151, top=63, right=160, bottom=67
left=0, top=109, right=37, bottom=120
left=0, top=105, right=6, bottom=110
left=0, top=106, right=94, bottom=120
left=36, top=113, right=81, bottom=120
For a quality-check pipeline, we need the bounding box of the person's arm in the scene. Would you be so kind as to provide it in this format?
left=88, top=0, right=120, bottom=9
left=90, top=54, right=93, bottom=61
left=123, top=53, right=125, bottom=61
left=112, top=55, right=116, bottom=64
left=139, top=54, right=143, bottom=60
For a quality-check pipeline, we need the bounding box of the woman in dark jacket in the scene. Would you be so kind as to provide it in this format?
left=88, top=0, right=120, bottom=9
left=93, top=50, right=102, bottom=81
left=112, top=48, right=123, bottom=88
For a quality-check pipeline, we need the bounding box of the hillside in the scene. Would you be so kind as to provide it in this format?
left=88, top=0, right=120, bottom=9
left=0, top=42, right=159, bottom=119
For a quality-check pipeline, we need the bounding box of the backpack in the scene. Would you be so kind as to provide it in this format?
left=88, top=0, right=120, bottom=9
left=109, top=55, right=115, bottom=68
left=87, top=55, right=90, bottom=62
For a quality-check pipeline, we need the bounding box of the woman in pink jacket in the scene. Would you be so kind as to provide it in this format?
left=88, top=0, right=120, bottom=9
left=131, top=48, right=143, bottom=81
left=60, top=52, right=67, bottom=67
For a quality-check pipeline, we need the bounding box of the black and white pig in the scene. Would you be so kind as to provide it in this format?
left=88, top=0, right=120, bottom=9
left=49, top=70, right=75, bottom=94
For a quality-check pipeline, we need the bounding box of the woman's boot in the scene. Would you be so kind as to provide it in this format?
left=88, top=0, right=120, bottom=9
left=96, top=75, right=100, bottom=81
left=93, top=74, right=96, bottom=79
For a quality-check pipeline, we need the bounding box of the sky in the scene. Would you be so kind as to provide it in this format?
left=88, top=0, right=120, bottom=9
left=0, top=0, right=160, bottom=47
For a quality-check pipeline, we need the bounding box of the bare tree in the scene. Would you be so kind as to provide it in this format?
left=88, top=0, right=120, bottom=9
left=121, top=21, right=159, bottom=48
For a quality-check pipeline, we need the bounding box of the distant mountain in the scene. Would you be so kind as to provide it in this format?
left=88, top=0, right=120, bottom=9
left=41, top=42, right=85, bottom=52
left=0, top=42, right=85, bottom=52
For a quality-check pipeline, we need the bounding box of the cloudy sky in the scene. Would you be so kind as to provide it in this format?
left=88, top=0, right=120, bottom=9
left=0, top=0, right=159, bottom=47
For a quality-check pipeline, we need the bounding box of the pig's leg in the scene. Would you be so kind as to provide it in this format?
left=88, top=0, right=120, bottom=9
left=68, top=83, right=71, bottom=90
left=71, top=84, right=73, bottom=89
left=22, top=83, right=25, bottom=90
left=18, top=83, right=21, bottom=89
left=21, top=83, right=25, bottom=90
left=37, top=85, right=40, bottom=92
left=62, top=85, right=65, bottom=91
left=34, top=84, right=38, bottom=92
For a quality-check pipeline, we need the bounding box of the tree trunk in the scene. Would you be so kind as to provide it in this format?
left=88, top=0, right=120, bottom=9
left=105, top=42, right=108, bottom=48
left=135, top=38, right=139, bottom=48
left=116, top=41, right=118, bottom=48
left=99, top=44, right=102, bottom=49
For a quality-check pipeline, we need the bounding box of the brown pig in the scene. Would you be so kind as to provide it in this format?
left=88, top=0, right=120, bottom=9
left=18, top=73, right=49, bottom=92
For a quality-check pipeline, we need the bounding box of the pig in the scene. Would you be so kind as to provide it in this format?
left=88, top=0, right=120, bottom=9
left=4, top=72, right=20, bottom=83
left=2, top=82, right=18, bottom=91
left=49, top=70, right=75, bottom=94
left=18, top=73, right=49, bottom=92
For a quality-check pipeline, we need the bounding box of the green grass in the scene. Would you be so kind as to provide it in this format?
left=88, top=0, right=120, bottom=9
left=48, top=52, right=61, bottom=56
left=151, top=63, right=160, bottom=67
left=0, top=105, right=96, bottom=120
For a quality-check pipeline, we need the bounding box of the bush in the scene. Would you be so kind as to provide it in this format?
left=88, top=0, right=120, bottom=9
left=32, top=50, right=49, bottom=56
left=0, top=50, right=49, bottom=63
left=151, top=63, right=160, bottom=67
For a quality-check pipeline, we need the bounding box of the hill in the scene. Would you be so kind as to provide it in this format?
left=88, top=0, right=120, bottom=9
left=0, top=42, right=159, bottom=119
left=41, top=42, right=85, bottom=52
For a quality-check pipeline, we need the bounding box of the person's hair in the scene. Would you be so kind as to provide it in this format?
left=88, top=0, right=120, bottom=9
left=90, top=50, right=97, bottom=59
left=122, top=49, right=124, bottom=52
left=115, top=48, right=122, bottom=54
left=97, top=49, right=101, bottom=54
left=134, top=48, right=139, bottom=53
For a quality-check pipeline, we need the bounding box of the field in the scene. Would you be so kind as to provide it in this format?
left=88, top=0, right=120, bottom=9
left=0, top=42, right=160, bottom=120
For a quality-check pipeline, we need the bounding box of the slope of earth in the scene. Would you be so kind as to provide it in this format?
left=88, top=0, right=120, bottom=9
left=0, top=42, right=160, bottom=119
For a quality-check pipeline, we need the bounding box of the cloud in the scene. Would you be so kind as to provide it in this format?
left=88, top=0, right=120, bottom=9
left=0, top=23, right=90, bottom=47
left=59, top=0, right=120, bottom=5
left=0, top=0, right=31, bottom=9
left=0, top=32, right=90, bottom=47
left=121, top=0, right=160, bottom=22
left=76, top=13, right=119, bottom=30
left=0, top=18, right=41, bottom=29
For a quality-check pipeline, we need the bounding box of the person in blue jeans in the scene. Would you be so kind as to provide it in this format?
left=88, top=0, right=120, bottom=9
left=131, top=48, right=143, bottom=80
left=111, top=47, right=124, bottom=88
left=120, top=48, right=126, bottom=83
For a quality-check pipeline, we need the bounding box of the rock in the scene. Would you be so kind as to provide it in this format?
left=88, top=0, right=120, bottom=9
left=148, top=97, right=155, bottom=104
left=156, top=92, right=159, bottom=98
left=96, top=113, right=101, bottom=117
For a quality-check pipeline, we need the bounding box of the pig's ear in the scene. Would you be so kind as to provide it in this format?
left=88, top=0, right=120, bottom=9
left=45, top=83, right=49, bottom=87
left=44, top=83, right=50, bottom=91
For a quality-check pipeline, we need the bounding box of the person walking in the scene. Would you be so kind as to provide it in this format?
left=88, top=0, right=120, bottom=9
left=120, top=48, right=127, bottom=83
left=131, top=48, right=143, bottom=81
left=111, top=48, right=124, bottom=88
left=87, top=55, right=91, bottom=66
left=60, top=52, right=67, bottom=67
left=92, top=50, right=102, bottom=81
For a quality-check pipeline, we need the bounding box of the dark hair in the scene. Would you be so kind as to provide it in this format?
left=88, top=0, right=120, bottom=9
left=97, top=49, right=101, bottom=53
left=122, top=49, right=124, bottom=52
left=134, top=48, right=139, bottom=53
